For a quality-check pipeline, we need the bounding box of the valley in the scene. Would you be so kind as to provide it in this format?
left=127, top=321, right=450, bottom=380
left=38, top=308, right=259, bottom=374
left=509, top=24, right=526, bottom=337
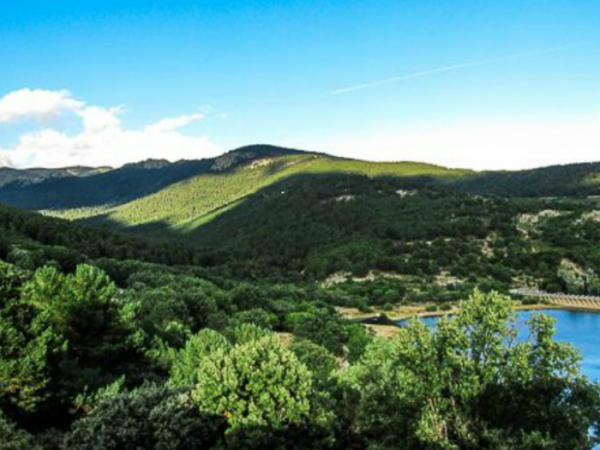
left=5, top=1, right=600, bottom=447
left=3, top=145, right=600, bottom=449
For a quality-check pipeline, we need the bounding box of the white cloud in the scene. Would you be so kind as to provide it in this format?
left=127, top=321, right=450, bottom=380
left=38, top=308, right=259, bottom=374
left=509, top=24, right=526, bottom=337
left=78, top=105, right=123, bottom=133
left=0, top=153, right=12, bottom=167
left=0, top=89, right=83, bottom=123
left=145, top=113, right=205, bottom=133
left=309, top=115, right=600, bottom=171
left=0, top=89, right=221, bottom=168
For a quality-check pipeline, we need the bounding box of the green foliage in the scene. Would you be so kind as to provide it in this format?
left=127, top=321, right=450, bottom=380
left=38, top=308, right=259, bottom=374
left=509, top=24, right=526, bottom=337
left=344, top=322, right=373, bottom=362
left=51, top=149, right=465, bottom=229
left=64, top=384, right=225, bottom=450
left=14, top=264, right=144, bottom=411
left=454, top=161, right=600, bottom=197
left=290, top=339, right=338, bottom=383
left=0, top=260, right=27, bottom=306
left=3, top=151, right=600, bottom=449
left=0, top=203, right=198, bottom=271
left=192, top=335, right=313, bottom=431
left=73, top=375, right=126, bottom=414
left=0, top=300, right=65, bottom=413
left=0, top=411, right=41, bottom=450
left=341, top=291, right=600, bottom=450
left=226, top=323, right=272, bottom=345
left=190, top=176, right=560, bottom=289
left=229, top=308, right=278, bottom=330
left=170, top=329, right=230, bottom=388
left=287, top=309, right=349, bottom=355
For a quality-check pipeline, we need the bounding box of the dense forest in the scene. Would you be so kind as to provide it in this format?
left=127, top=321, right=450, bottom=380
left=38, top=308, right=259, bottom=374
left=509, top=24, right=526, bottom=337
left=190, top=174, right=600, bottom=299
left=3, top=148, right=600, bottom=448
left=2, top=206, right=600, bottom=448
left=3, top=146, right=600, bottom=227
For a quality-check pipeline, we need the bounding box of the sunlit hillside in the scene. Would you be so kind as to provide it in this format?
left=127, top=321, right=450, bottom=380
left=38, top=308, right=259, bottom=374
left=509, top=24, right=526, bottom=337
left=52, top=150, right=470, bottom=229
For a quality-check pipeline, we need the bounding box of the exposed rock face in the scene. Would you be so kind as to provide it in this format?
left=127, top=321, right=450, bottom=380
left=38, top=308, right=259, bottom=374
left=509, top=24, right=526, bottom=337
left=557, top=259, right=600, bottom=295
left=517, top=209, right=563, bottom=235
left=577, top=210, right=600, bottom=224
left=211, top=145, right=305, bottom=172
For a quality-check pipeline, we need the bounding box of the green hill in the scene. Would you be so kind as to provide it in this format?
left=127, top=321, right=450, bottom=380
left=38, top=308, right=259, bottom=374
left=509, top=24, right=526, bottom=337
left=184, top=173, right=600, bottom=287
left=78, top=151, right=468, bottom=231
left=3, top=144, right=600, bottom=241
left=453, top=161, right=600, bottom=197
left=0, top=145, right=305, bottom=210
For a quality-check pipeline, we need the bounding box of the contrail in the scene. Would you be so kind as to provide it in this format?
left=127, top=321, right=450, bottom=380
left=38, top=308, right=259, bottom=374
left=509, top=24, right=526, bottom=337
left=331, top=41, right=590, bottom=95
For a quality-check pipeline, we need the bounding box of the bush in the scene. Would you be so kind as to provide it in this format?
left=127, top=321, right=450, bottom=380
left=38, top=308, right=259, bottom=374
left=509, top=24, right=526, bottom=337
left=0, top=411, right=41, bottom=450
left=192, top=336, right=313, bottom=431
left=63, top=384, right=225, bottom=450
left=290, top=339, right=338, bottom=382
left=229, top=308, right=278, bottom=330
left=226, top=323, right=271, bottom=345
left=170, top=329, right=230, bottom=388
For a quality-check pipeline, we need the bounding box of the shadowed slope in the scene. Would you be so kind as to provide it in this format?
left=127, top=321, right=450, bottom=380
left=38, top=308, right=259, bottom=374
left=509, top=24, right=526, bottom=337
left=0, top=145, right=305, bottom=210
left=78, top=153, right=468, bottom=230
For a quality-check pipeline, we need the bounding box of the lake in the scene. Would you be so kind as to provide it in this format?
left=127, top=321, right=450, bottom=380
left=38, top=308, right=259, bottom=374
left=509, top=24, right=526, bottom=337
left=399, top=309, right=600, bottom=381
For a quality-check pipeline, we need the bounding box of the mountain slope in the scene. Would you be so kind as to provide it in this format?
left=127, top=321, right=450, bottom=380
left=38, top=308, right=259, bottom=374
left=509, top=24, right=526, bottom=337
left=3, top=158, right=600, bottom=302
left=79, top=152, right=467, bottom=231
left=454, top=161, right=600, bottom=197
left=0, top=145, right=304, bottom=210
left=3, top=145, right=600, bottom=238
left=74, top=155, right=600, bottom=233
left=185, top=174, right=600, bottom=295
left=0, top=166, right=110, bottom=188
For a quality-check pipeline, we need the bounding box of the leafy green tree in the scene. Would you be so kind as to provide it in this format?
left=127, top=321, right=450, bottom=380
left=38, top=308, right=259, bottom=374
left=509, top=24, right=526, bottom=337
left=226, top=323, right=271, bottom=345
left=287, top=310, right=348, bottom=355
left=344, top=322, right=372, bottom=363
left=289, top=339, right=337, bottom=383
left=0, top=310, right=65, bottom=414
left=21, top=264, right=141, bottom=402
left=63, top=384, right=225, bottom=450
left=341, top=290, right=600, bottom=450
left=229, top=308, right=278, bottom=330
left=170, top=329, right=230, bottom=388
left=192, top=336, right=313, bottom=431
left=0, top=260, right=27, bottom=306
left=0, top=411, right=41, bottom=450
left=20, top=266, right=65, bottom=314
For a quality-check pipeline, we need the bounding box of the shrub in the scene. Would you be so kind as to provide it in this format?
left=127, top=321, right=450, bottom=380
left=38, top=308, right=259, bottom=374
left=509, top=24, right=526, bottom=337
left=63, top=384, right=225, bottom=450
left=170, top=329, right=230, bottom=388
left=192, top=336, right=313, bottom=431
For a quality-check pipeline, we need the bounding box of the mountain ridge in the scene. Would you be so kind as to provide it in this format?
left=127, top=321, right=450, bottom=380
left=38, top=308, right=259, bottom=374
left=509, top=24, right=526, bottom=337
left=2, top=144, right=600, bottom=237
left=0, top=144, right=311, bottom=210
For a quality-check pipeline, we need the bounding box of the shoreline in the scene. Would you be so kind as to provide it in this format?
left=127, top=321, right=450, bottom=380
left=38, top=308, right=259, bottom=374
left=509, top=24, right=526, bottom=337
left=342, top=302, right=600, bottom=338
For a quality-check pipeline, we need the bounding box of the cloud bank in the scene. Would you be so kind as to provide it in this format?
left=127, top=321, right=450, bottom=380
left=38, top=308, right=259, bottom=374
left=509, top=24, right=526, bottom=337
left=313, top=115, right=600, bottom=171
left=0, top=89, right=220, bottom=168
left=0, top=89, right=83, bottom=123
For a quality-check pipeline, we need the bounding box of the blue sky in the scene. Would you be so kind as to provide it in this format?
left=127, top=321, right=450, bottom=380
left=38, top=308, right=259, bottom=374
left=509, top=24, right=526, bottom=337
left=0, top=0, right=599, bottom=169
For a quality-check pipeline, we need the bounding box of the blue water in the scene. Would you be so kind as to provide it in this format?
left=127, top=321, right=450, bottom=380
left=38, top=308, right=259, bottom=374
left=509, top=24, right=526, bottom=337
left=399, top=309, right=600, bottom=381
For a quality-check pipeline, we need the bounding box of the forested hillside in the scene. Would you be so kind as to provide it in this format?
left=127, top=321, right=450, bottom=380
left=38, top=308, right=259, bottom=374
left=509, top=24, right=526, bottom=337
left=3, top=146, right=600, bottom=237
left=4, top=147, right=600, bottom=448
left=67, top=149, right=467, bottom=228
left=0, top=166, right=109, bottom=188
left=0, top=145, right=305, bottom=210
left=2, top=201, right=600, bottom=449
left=454, top=161, right=600, bottom=197
left=188, top=174, right=600, bottom=297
